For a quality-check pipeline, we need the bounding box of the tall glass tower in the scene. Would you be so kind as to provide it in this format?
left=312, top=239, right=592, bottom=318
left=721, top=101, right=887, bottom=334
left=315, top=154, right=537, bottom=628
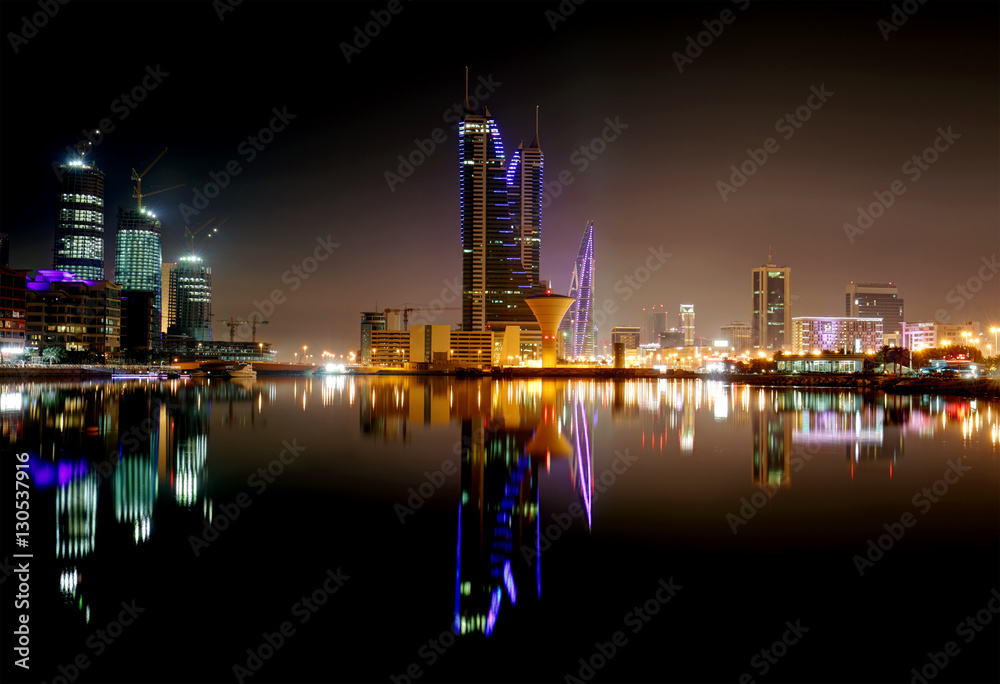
left=115, top=207, right=162, bottom=311
left=506, top=127, right=543, bottom=289
left=460, top=100, right=543, bottom=332
left=53, top=160, right=105, bottom=280
left=751, top=251, right=791, bottom=351
left=167, top=256, right=212, bottom=341
left=562, top=221, right=596, bottom=359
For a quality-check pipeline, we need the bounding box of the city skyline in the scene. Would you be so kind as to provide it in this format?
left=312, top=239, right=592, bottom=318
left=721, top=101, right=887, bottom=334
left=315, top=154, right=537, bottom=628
left=2, top=1, right=997, bottom=357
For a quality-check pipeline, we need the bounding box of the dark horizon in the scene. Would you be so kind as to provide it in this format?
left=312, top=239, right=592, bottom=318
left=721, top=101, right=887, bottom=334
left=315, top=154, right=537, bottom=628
left=2, top=1, right=997, bottom=358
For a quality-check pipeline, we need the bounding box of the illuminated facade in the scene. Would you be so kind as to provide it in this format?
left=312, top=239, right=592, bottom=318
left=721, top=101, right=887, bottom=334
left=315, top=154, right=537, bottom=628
left=721, top=321, right=752, bottom=355
left=25, top=271, right=121, bottom=354
left=751, top=254, right=791, bottom=351
left=562, top=221, right=596, bottom=359
left=360, top=311, right=387, bottom=364
left=901, top=321, right=982, bottom=350
left=166, top=256, right=213, bottom=341
left=791, top=317, right=883, bottom=354
left=460, top=103, right=544, bottom=332
left=680, top=304, right=695, bottom=346
left=1, top=265, right=28, bottom=354
left=115, top=207, right=162, bottom=312
left=53, top=161, right=105, bottom=281
left=846, top=282, right=904, bottom=338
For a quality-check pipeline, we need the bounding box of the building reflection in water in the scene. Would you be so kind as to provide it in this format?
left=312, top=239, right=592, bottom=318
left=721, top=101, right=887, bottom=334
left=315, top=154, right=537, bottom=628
left=6, top=379, right=220, bottom=624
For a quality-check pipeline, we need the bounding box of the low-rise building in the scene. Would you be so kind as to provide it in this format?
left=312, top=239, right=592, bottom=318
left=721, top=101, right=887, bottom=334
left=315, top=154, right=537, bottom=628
left=26, top=270, right=121, bottom=356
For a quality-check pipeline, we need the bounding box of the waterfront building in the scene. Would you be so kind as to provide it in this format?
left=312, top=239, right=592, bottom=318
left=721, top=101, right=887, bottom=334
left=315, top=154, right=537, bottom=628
left=901, top=321, right=982, bottom=350
left=846, top=282, right=904, bottom=339
left=460, top=97, right=544, bottom=332
left=166, top=256, right=212, bottom=341
left=115, top=207, right=162, bottom=312
left=679, top=304, right=695, bottom=346
left=53, top=159, right=106, bottom=281
left=562, top=221, right=596, bottom=358
left=0, top=265, right=28, bottom=355
left=721, top=321, right=752, bottom=355
left=791, top=317, right=883, bottom=354
left=25, top=270, right=121, bottom=355
left=360, top=311, right=387, bottom=364
left=751, top=252, right=791, bottom=350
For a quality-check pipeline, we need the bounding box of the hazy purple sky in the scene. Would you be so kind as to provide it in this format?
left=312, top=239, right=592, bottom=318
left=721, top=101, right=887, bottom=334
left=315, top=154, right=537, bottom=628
left=3, top=1, right=997, bottom=358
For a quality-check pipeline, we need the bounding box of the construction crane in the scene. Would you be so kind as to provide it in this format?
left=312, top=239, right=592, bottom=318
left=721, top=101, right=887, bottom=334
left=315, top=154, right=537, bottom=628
left=249, top=314, right=269, bottom=343
left=384, top=304, right=460, bottom=330
left=218, top=314, right=269, bottom=343
left=132, top=148, right=185, bottom=210
left=184, top=217, right=228, bottom=255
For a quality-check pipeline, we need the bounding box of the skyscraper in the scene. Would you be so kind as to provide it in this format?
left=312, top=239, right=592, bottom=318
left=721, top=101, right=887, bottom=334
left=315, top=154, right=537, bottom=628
left=506, top=116, right=543, bottom=288
left=845, top=282, right=904, bottom=338
left=679, top=304, right=695, bottom=346
left=562, top=221, right=596, bottom=359
left=166, top=256, right=213, bottom=341
left=643, top=304, right=667, bottom=346
left=460, top=95, right=543, bottom=332
left=115, top=207, right=163, bottom=311
left=53, top=160, right=105, bottom=280
left=751, top=252, right=791, bottom=351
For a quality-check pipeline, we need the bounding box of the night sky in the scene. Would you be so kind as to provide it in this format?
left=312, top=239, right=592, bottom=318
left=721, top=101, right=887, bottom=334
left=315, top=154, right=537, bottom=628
left=2, top=1, right=997, bottom=358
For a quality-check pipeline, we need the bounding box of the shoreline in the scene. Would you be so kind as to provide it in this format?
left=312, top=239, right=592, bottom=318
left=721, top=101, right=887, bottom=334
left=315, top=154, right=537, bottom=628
left=3, top=366, right=997, bottom=399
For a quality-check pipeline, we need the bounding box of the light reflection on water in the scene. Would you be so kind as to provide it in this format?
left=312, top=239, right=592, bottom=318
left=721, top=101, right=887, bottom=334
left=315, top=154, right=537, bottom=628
left=2, top=376, right=997, bottom=683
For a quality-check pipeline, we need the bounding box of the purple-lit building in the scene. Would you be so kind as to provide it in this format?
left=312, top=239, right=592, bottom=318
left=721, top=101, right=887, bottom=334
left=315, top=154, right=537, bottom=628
left=561, top=221, right=596, bottom=359
left=26, top=270, right=121, bottom=355
left=460, top=99, right=544, bottom=332
left=1, top=265, right=28, bottom=355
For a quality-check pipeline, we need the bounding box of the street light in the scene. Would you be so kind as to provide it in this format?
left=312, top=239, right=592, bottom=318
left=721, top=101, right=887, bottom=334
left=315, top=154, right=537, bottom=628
left=259, top=342, right=263, bottom=360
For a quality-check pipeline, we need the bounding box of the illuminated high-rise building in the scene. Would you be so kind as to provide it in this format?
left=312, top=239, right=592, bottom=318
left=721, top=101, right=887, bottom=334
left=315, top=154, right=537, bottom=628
left=845, top=282, right=904, bottom=338
left=506, top=119, right=543, bottom=288
left=460, top=94, right=543, bottom=332
left=115, top=207, right=162, bottom=312
left=166, top=256, right=213, bottom=341
left=751, top=252, right=791, bottom=351
left=53, top=160, right=105, bottom=280
left=679, top=304, right=695, bottom=346
left=561, top=221, right=596, bottom=358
